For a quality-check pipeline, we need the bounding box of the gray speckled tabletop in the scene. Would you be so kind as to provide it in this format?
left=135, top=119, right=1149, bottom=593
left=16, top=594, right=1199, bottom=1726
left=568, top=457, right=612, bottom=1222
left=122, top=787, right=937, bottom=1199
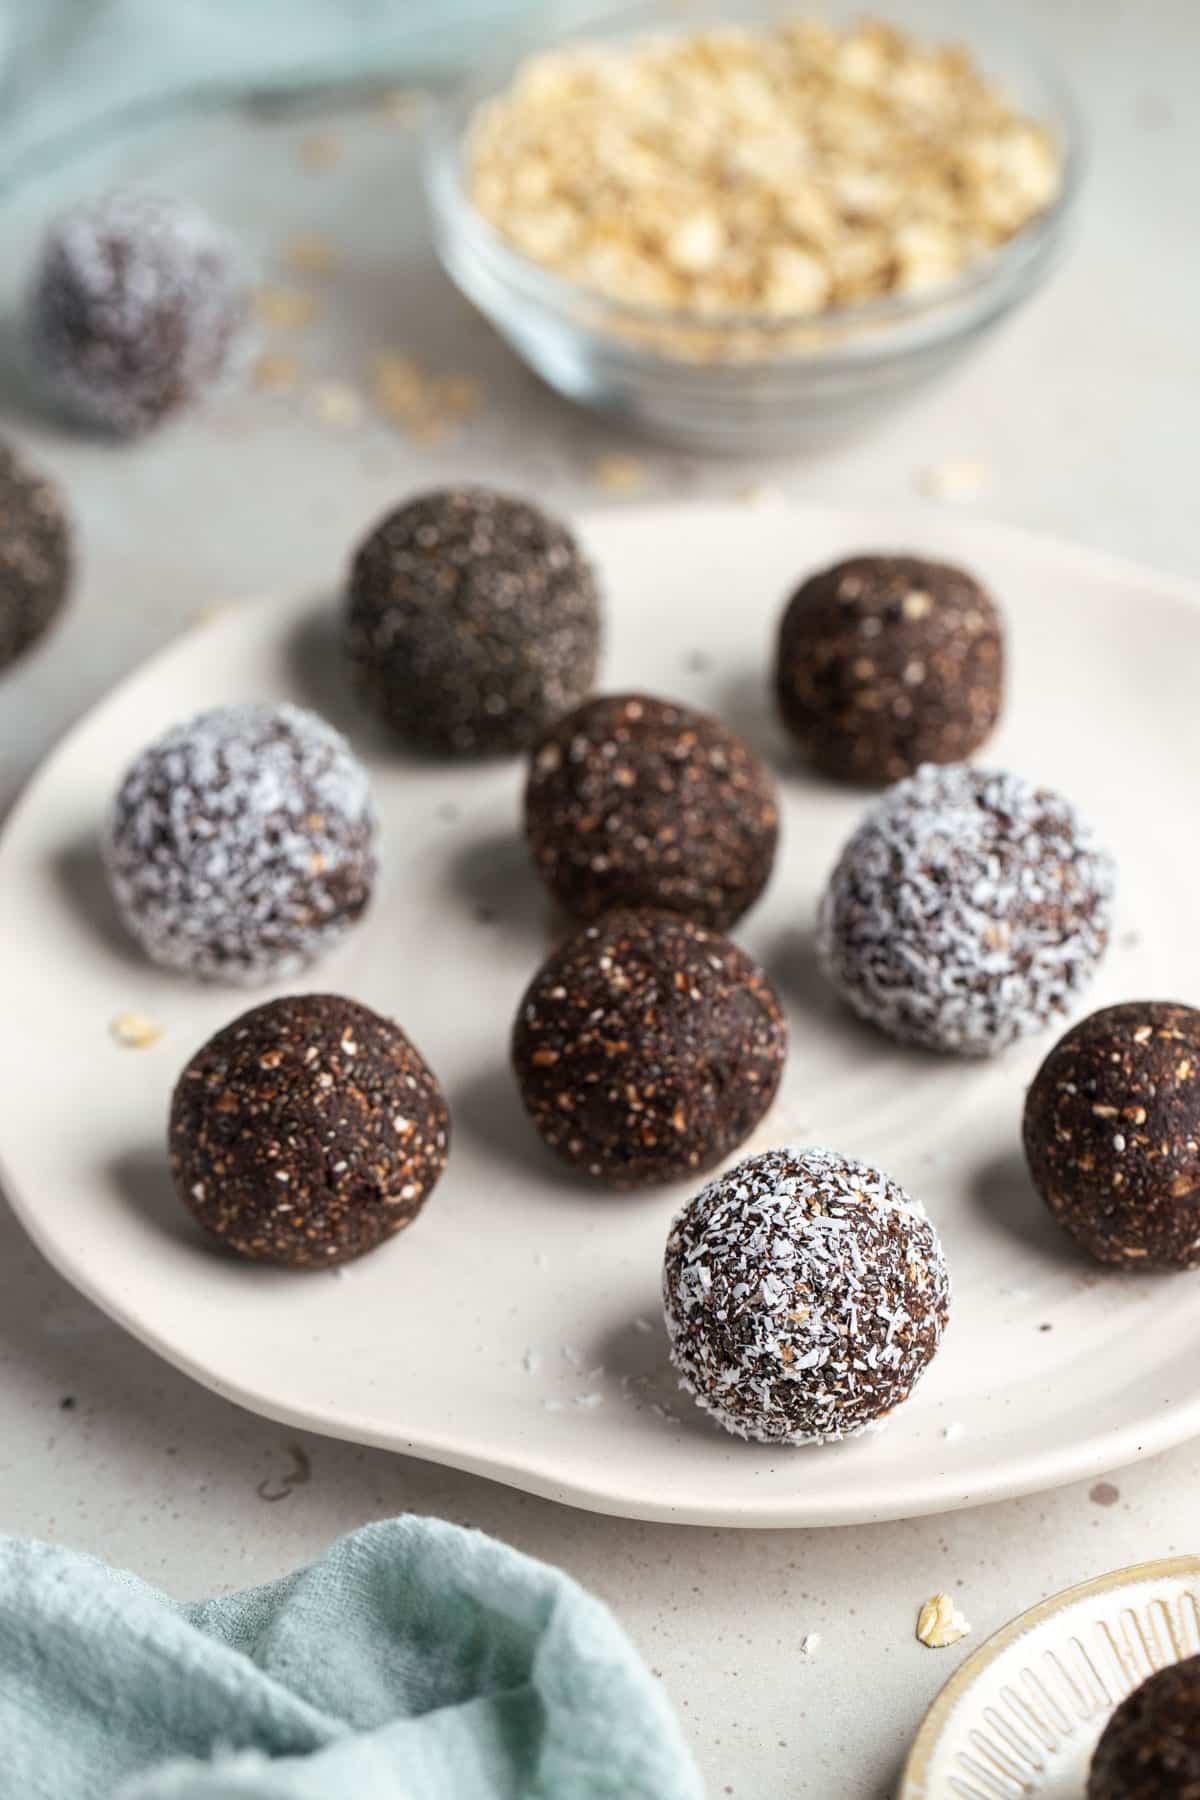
left=1, top=5, right=1197, bottom=1794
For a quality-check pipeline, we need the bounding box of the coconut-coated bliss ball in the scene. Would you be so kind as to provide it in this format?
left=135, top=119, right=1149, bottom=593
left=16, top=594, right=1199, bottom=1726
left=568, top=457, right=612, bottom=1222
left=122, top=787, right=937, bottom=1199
left=345, top=486, right=601, bottom=755
left=775, top=553, right=1004, bottom=784
left=817, top=763, right=1115, bottom=1056
left=1088, top=1655, right=1200, bottom=1800
left=28, top=189, right=248, bottom=437
left=664, top=1147, right=950, bottom=1445
left=170, top=995, right=449, bottom=1267
left=525, top=692, right=779, bottom=930
left=0, top=439, right=71, bottom=671
left=512, top=908, right=786, bottom=1188
left=104, top=702, right=377, bottom=984
left=1024, top=1002, right=1200, bottom=1269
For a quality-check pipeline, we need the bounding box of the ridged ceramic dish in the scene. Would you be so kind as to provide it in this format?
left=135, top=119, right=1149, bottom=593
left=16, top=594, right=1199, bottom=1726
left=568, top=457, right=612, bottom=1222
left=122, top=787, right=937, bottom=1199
left=2, top=503, right=1199, bottom=1527
left=902, top=1556, right=1200, bottom=1797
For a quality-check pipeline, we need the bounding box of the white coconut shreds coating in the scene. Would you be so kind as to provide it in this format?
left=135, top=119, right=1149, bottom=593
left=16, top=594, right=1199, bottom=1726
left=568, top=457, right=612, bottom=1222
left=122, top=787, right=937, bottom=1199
left=663, top=1146, right=950, bottom=1446
left=28, top=189, right=248, bottom=436
left=816, top=762, right=1115, bottom=1056
left=104, top=702, right=377, bottom=983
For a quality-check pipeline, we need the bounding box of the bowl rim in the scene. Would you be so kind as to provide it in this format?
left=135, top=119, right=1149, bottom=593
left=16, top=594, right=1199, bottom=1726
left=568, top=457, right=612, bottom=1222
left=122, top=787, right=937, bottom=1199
left=424, top=0, right=1086, bottom=350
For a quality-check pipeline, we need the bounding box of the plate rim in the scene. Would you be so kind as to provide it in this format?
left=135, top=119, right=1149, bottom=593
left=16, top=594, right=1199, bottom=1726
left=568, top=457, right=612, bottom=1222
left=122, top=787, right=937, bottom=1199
left=899, top=1552, right=1200, bottom=1796
left=6, top=499, right=1200, bottom=1529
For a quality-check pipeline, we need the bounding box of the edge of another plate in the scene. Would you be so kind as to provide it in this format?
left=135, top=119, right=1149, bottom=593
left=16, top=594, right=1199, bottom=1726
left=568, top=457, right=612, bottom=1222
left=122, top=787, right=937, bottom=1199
left=901, top=1554, right=1200, bottom=1797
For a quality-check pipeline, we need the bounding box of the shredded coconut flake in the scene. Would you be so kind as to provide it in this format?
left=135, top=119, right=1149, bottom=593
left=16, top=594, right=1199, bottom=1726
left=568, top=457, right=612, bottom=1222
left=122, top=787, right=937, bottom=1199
left=817, top=764, right=1115, bottom=1055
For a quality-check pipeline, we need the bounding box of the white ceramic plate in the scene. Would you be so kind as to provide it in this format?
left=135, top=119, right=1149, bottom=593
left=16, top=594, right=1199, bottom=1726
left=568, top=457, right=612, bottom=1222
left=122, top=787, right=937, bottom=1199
left=901, top=1555, right=1200, bottom=1796
left=3, top=502, right=1199, bottom=1529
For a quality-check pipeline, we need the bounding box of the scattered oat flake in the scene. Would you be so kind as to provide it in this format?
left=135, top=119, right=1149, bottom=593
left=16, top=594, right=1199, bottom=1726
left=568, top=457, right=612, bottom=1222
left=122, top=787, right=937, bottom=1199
left=521, top=1348, right=542, bottom=1375
left=633, top=1317, right=654, bottom=1334
left=916, top=1593, right=971, bottom=1649
left=299, top=131, right=340, bottom=170
left=542, top=1398, right=564, bottom=1412
left=439, top=374, right=485, bottom=419
left=191, top=599, right=239, bottom=627
left=736, top=482, right=786, bottom=508
left=253, top=349, right=301, bottom=391
left=561, top=1344, right=585, bottom=1371
left=309, top=381, right=362, bottom=429
left=109, top=1011, right=162, bottom=1049
left=370, top=350, right=485, bottom=442
left=918, top=458, right=990, bottom=502
left=575, top=1392, right=605, bottom=1409
left=799, top=1632, right=821, bottom=1660
left=591, top=454, right=645, bottom=495
left=378, top=88, right=429, bottom=125
left=942, top=1420, right=965, bottom=1442
left=254, top=286, right=321, bottom=332
left=282, top=232, right=338, bottom=277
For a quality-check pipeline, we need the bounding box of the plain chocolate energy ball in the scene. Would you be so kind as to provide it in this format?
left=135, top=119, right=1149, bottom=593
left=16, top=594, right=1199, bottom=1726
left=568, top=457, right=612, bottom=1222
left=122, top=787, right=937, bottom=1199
left=664, top=1146, right=950, bottom=1444
left=775, top=553, right=1003, bottom=784
left=0, top=439, right=71, bottom=670
left=1088, top=1655, right=1200, bottom=1799
left=524, top=692, right=779, bottom=930
left=512, top=908, right=786, bottom=1188
left=104, top=701, right=377, bottom=983
left=28, top=189, right=248, bottom=436
left=1024, top=1002, right=1200, bottom=1268
left=345, top=486, right=601, bottom=755
left=817, top=763, right=1115, bottom=1055
left=170, top=994, right=450, bottom=1267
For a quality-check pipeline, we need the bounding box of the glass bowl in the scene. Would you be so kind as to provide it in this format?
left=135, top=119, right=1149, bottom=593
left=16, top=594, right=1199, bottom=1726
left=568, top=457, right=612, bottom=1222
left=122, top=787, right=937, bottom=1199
left=425, top=0, right=1083, bottom=456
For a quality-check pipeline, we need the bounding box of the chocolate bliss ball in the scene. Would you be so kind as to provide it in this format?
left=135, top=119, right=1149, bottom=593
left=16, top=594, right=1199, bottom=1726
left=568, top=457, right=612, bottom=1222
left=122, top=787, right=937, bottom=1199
left=28, top=190, right=247, bottom=436
left=105, top=702, right=377, bottom=983
left=525, top=693, right=779, bottom=930
left=664, top=1147, right=950, bottom=1445
left=1088, top=1656, right=1200, bottom=1799
left=511, top=908, right=786, bottom=1188
left=0, top=440, right=71, bottom=670
left=345, top=487, right=600, bottom=755
left=170, top=995, right=449, bottom=1267
left=1024, top=1002, right=1200, bottom=1269
left=818, top=763, right=1115, bottom=1055
left=776, top=554, right=1003, bottom=784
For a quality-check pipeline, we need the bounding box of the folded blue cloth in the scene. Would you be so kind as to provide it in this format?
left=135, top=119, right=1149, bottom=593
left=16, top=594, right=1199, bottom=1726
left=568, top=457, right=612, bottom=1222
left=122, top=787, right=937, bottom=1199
left=0, top=1517, right=703, bottom=1799
left=0, top=0, right=535, bottom=189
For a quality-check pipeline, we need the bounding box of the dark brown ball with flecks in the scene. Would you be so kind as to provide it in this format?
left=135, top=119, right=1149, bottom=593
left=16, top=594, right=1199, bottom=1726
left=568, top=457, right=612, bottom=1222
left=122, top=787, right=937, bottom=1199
left=775, top=554, right=1004, bottom=784
left=345, top=486, right=601, bottom=755
left=512, top=908, right=787, bottom=1189
left=1088, top=1655, right=1200, bottom=1799
left=1023, top=1002, right=1200, bottom=1269
left=524, top=693, right=779, bottom=931
left=0, top=441, right=71, bottom=670
left=170, top=995, right=450, bottom=1268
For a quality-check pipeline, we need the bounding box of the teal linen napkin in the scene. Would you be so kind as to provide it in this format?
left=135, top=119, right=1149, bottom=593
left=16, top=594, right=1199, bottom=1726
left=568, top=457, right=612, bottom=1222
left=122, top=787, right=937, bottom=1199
left=0, top=0, right=537, bottom=191
left=0, top=1517, right=703, bottom=1800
